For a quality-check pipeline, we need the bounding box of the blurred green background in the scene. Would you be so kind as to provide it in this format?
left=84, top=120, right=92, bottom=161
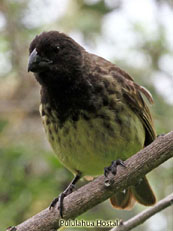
left=0, top=0, right=173, bottom=230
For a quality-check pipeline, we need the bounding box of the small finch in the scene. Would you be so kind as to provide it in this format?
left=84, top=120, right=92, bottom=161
left=28, top=31, right=156, bottom=216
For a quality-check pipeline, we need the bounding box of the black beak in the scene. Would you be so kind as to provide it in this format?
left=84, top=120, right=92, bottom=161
left=28, top=48, right=53, bottom=72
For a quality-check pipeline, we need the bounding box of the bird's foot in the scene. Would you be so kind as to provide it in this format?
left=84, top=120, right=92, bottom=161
left=49, top=173, right=81, bottom=218
left=104, top=159, right=126, bottom=187
left=49, top=183, right=75, bottom=217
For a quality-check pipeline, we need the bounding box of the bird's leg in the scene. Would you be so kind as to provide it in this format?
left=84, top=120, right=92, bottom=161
left=49, top=172, right=81, bottom=217
left=104, top=159, right=126, bottom=186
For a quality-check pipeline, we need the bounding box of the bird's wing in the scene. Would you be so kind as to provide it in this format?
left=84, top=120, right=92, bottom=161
left=122, top=76, right=156, bottom=144
left=90, top=54, right=156, bottom=145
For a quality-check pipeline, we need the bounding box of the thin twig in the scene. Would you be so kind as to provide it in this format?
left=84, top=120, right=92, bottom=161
left=111, top=193, right=173, bottom=231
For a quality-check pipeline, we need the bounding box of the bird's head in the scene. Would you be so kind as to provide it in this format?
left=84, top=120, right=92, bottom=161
left=28, top=31, right=85, bottom=85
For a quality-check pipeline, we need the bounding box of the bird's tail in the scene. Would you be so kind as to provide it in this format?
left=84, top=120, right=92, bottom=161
left=110, top=176, right=156, bottom=209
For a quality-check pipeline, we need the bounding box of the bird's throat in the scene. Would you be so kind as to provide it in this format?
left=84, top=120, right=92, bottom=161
left=40, top=75, right=98, bottom=126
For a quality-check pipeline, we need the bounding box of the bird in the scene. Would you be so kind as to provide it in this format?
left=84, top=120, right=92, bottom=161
left=28, top=31, right=156, bottom=217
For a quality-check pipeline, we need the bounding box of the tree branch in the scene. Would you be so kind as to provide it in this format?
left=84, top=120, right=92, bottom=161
left=111, top=193, right=173, bottom=231
left=8, top=131, right=173, bottom=231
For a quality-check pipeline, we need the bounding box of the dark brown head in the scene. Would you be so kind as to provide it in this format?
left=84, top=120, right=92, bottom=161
left=28, top=31, right=85, bottom=86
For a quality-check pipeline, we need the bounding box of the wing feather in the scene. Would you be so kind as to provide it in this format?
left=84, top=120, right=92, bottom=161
left=91, top=54, right=156, bottom=145
left=122, top=78, right=156, bottom=145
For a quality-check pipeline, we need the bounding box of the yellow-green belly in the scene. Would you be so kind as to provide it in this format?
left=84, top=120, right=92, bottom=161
left=40, top=104, right=145, bottom=176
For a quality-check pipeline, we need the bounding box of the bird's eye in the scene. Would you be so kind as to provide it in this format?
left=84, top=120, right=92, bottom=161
left=51, top=46, right=60, bottom=53
left=56, top=46, right=60, bottom=51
